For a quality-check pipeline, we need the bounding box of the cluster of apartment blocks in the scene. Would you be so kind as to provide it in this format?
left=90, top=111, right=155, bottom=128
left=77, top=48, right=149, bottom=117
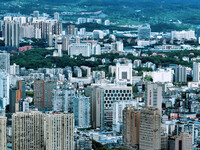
left=0, top=111, right=74, bottom=150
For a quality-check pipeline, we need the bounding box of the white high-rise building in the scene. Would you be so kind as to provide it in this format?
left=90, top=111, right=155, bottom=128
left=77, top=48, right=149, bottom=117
left=44, top=113, right=74, bottom=150
left=13, top=17, right=26, bottom=25
left=20, top=24, right=34, bottom=39
left=52, top=86, right=75, bottom=112
left=74, top=93, right=91, bottom=128
left=5, top=21, right=20, bottom=47
left=171, top=30, right=195, bottom=40
left=93, top=30, right=104, bottom=39
left=143, top=69, right=174, bottom=83
left=0, top=52, right=10, bottom=73
left=10, top=63, right=20, bottom=75
left=193, top=62, right=200, bottom=82
left=113, top=100, right=135, bottom=133
left=116, top=41, right=123, bottom=51
left=145, top=83, right=163, bottom=111
left=0, top=116, right=7, bottom=150
left=57, top=36, right=63, bottom=57
left=68, top=43, right=92, bottom=57
left=0, top=71, right=10, bottom=112
left=92, top=44, right=101, bottom=55
left=116, top=62, right=132, bottom=84
left=54, top=12, right=59, bottom=21
left=12, top=111, right=45, bottom=150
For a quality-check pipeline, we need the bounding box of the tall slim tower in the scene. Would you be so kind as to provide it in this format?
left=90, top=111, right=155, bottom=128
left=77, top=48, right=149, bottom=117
left=0, top=116, right=7, bottom=150
left=12, top=111, right=45, bottom=150
left=44, top=113, right=74, bottom=150
left=139, top=107, right=161, bottom=150
left=193, top=62, right=200, bottom=82
left=0, top=52, right=10, bottom=73
left=57, top=36, right=63, bottom=57
left=145, top=82, right=163, bottom=111
left=122, top=106, right=140, bottom=149
left=5, top=21, right=20, bottom=47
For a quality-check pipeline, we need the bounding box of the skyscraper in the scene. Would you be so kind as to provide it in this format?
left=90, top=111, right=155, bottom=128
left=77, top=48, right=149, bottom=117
left=145, top=82, right=163, bottom=111
left=122, top=106, right=140, bottom=149
left=74, top=93, right=91, bottom=128
left=0, top=52, right=10, bottom=73
left=86, top=84, right=132, bottom=129
left=12, top=111, right=45, bottom=150
left=52, top=85, right=75, bottom=112
left=5, top=21, right=20, bottom=47
left=67, top=24, right=75, bottom=35
left=193, top=62, right=200, bottom=82
left=175, top=133, right=192, bottom=150
left=9, top=88, right=21, bottom=113
left=0, top=71, right=10, bottom=113
left=34, top=80, right=57, bottom=110
left=10, top=63, right=20, bottom=75
left=174, top=65, right=187, bottom=83
left=139, top=107, right=161, bottom=150
left=0, top=116, right=7, bottom=150
left=44, top=113, right=74, bottom=150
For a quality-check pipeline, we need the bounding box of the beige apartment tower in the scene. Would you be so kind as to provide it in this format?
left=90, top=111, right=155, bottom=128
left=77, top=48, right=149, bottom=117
left=44, top=113, right=74, bottom=150
left=0, top=116, right=7, bottom=150
left=175, top=133, right=192, bottom=150
left=139, top=107, right=161, bottom=150
left=122, top=106, right=140, bottom=149
left=12, top=111, right=45, bottom=150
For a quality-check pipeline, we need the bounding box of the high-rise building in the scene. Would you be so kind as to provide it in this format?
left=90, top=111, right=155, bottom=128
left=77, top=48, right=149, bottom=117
left=52, top=22, right=62, bottom=35
left=0, top=52, right=10, bottom=73
left=138, top=24, right=151, bottom=40
left=9, top=88, right=21, bottom=113
left=54, top=12, right=59, bottom=21
left=0, top=71, right=10, bottom=113
left=57, top=36, right=62, bottom=57
left=74, top=93, right=91, bottom=128
left=10, top=63, right=20, bottom=75
left=34, top=80, right=57, bottom=110
left=116, top=62, right=132, bottom=84
left=145, top=82, right=163, bottom=111
left=174, top=65, right=187, bottom=83
left=134, top=59, right=142, bottom=68
left=113, top=100, right=135, bottom=133
left=0, top=116, right=7, bottom=150
left=44, top=113, right=74, bottom=150
left=17, top=80, right=26, bottom=99
left=175, top=133, right=192, bottom=150
left=62, top=36, right=71, bottom=51
left=12, top=111, right=45, bottom=150
left=9, top=80, right=26, bottom=113
left=67, top=24, right=75, bottom=35
left=86, top=84, right=132, bottom=129
left=122, top=106, right=140, bottom=149
left=193, top=62, right=200, bottom=82
left=5, top=21, right=20, bottom=47
left=52, top=85, right=75, bottom=112
left=33, top=11, right=39, bottom=18
left=139, top=107, right=161, bottom=150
